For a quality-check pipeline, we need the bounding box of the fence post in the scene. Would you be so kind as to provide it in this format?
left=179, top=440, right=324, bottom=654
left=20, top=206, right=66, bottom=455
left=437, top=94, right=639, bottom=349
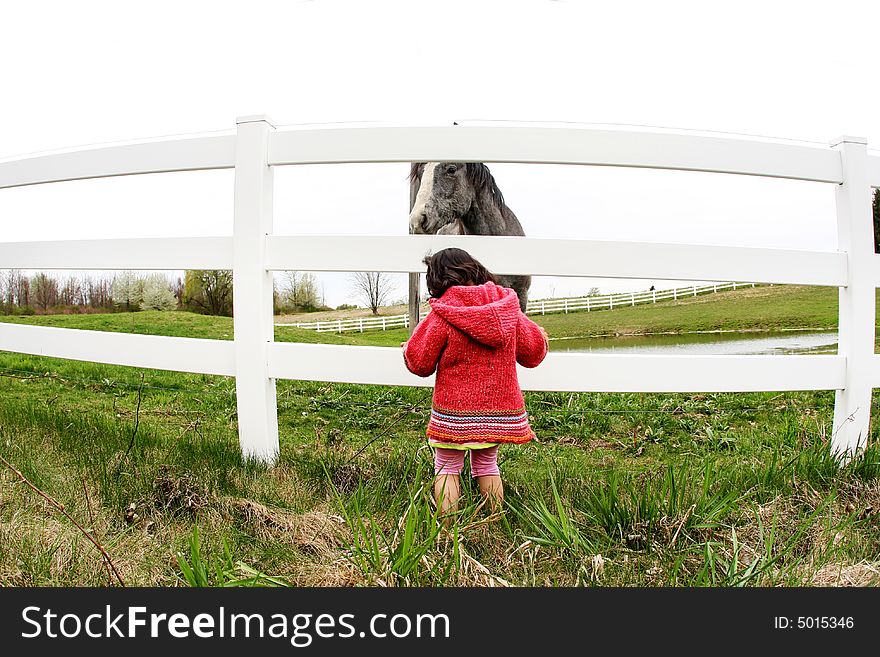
left=652, top=289, right=656, bottom=303
left=673, top=288, right=677, bottom=300
left=692, top=285, right=697, bottom=297
left=541, top=300, right=545, bottom=315
left=232, top=115, right=278, bottom=464
left=831, top=136, right=874, bottom=460
left=631, top=292, right=635, bottom=306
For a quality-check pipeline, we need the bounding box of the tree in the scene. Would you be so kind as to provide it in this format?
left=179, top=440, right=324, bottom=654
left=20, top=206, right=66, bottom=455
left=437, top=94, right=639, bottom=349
left=88, top=274, right=113, bottom=309
left=141, top=273, right=178, bottom=311
left=350, top=271, right=395, bottom=315
left=277, top=271, right=321, bottom=310
left=58, top=275, right=76, bottom=307
left=5, top=269, right=28, bottom=308
left=172, top=276, right=185, bottom=306
left=873, top=188, right=879, bottom=254
left=281, top=270, right=301, bottom=307
left=298, top=273, right=320, bottom=309
left=112, top=271, right=144, bottom=311
left=75, top=274, right=89, bottom=307
left=31, top=272, right=59, bottom=312
left=183, top=270, right=233, bottom=316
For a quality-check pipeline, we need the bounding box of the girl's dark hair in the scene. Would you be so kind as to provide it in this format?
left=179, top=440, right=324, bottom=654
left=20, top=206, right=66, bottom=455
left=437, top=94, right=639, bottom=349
left=423, top=248, right=498, bottom=299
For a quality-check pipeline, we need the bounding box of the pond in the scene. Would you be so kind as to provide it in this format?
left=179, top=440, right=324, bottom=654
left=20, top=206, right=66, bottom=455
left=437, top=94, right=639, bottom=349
left=549, top=329, right=838, bottom=356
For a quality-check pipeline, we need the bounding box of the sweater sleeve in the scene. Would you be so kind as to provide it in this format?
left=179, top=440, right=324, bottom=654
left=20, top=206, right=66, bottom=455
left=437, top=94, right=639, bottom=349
left=403, top=311, right=448, bottom=377
left=515, top=313, right=548, bottom=368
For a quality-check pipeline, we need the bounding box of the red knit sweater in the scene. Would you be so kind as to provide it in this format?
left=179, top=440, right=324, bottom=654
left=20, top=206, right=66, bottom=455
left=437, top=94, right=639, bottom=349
left=403, top=281, right=548, bottom=447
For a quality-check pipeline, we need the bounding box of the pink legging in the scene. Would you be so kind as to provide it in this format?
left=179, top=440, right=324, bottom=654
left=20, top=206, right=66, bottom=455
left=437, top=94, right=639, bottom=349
left=434, top=446, right=500, bottom=477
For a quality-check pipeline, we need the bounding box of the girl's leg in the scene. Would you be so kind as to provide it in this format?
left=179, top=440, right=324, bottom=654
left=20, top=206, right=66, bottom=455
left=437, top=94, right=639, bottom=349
left=471, top=446, right=503, bottom=511
left=433, top=448, right=464, bottom=517
left=433, top=474, right=461, bottom=516
left=476, top=476, right=503, bottom=511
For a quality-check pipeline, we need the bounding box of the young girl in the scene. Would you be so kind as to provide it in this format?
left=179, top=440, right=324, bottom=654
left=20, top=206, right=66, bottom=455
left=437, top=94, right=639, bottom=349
left=402, top=248, right=548, bottom=516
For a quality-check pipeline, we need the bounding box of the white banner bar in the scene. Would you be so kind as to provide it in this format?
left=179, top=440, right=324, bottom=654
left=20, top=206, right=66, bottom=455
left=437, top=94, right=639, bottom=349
left=0, top=323, right=235, bottom=376
left=268, top=342, right=844, bottom=392
left=267, top=235, right=846, bottom=286
left=0, top=237, right=233, bottom=270
left=0, top=135, right=235, bottom=189
left=269, top=125, right=842, bottom=183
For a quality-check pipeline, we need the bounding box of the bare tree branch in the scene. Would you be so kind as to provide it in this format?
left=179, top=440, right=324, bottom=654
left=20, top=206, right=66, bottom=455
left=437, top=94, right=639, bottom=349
left=0, top=454, right=126, bottom=586
left=350, top=272, right=396, bottom=315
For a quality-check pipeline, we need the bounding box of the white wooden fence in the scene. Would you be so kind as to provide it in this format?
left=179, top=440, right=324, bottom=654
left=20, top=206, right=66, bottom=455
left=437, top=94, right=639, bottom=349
left=1, top=119, right=878, bottom=464
left=530, top=281, right=756, bottom=315
left=284, top=281, right=757, bottom=333
left=284, top=313, right=413, bottom=333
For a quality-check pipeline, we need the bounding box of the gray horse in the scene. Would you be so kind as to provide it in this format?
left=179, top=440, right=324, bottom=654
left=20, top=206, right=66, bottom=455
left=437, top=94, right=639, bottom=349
left=408, top=162, right=531, bottom=311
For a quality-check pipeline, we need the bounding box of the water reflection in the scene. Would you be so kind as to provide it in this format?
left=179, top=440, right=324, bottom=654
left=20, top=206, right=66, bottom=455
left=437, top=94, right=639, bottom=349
left=550, top=330, right=838, bottom=356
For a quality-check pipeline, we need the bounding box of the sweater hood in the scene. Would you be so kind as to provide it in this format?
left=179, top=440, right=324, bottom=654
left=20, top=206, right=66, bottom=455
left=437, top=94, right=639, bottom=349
left=429, top=282, right=520, bottom=348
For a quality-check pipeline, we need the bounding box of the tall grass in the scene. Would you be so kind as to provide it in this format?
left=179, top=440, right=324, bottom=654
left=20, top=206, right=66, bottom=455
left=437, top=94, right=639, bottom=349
left=2, top=299, right=880, bottom=586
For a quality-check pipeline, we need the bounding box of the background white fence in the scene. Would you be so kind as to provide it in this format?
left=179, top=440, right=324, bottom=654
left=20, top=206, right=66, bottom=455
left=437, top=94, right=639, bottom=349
left=285, top=313, right=414, bottom=333
left=529, top=281, right=756, bottom=315
left=1, top=119, right=878, bottom=464
left=282, top=282, right=758, bottom=333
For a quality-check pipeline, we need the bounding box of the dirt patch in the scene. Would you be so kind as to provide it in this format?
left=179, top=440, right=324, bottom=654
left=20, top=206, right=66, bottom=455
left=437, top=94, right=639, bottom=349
left=151, top=466, right=209, bottom=515
left=329, top=462, right=372, bottom=495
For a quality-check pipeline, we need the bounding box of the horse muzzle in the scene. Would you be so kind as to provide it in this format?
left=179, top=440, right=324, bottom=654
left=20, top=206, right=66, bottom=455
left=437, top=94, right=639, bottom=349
left=408, top=211, right=428, bottom=234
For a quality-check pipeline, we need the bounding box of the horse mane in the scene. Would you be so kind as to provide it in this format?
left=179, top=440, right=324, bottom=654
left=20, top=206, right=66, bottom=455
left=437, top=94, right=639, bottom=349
left=409, top=162, right=506, bottom=212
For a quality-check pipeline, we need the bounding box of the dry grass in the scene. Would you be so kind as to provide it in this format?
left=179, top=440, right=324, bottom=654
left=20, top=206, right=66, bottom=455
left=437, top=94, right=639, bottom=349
left=223, top=498, right=347, bottom=558
left=811, top=561, right=880, bottom=586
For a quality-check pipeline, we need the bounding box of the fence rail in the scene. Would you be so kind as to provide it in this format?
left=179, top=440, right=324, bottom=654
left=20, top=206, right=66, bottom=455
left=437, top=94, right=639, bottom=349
left=0, top=120, right=877, bottom=463
left=265, top=234, right=847, bottom=284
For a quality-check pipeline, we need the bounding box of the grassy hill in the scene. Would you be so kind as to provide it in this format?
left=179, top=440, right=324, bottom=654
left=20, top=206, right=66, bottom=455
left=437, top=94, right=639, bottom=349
left=535, top=284, right=842, bottom=338
left=0, top=284, right=853, bottom=348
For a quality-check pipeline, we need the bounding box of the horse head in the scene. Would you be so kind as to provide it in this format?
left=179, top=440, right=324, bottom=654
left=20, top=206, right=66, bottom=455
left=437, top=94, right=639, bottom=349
left=407, top=161, right=531, bottom=311
left=408, top=162, right=504, bottom=235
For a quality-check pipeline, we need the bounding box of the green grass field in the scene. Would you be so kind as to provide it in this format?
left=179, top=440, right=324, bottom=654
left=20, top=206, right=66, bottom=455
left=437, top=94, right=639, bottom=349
left=0, top=283, right=857, bottom=348
left=0, top=284, right=878, bottom=587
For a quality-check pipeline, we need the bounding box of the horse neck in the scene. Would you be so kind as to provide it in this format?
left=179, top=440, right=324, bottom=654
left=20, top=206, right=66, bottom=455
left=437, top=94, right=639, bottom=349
left=462, top=189, right=519, bottom=236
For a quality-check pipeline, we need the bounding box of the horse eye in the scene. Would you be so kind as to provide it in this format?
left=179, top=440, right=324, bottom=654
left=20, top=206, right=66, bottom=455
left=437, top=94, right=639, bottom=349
left=445, top=165, right=457, bottom=175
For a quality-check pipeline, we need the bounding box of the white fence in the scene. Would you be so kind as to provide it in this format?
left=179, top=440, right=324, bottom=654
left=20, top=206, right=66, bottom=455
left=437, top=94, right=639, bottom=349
left=530, top=281, right=755, bottom=314
left=285, top=313, right=414, bottom=333
left=283, top=282, right=756, bottom=333
left=1, top=119, right=878, bottom=464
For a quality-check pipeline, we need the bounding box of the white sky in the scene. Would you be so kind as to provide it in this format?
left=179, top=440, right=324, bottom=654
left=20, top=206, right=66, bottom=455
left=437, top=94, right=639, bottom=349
left=1, top=0, right=878, bottom=307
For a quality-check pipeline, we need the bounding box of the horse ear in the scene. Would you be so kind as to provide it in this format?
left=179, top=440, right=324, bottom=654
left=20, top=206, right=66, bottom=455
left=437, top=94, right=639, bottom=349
left=409, top=163, right=424, bottom=184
